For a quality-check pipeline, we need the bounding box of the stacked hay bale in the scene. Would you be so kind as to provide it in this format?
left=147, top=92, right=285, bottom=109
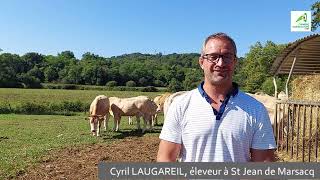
left=279, top=74, right=320, bottom=162
left=291, top=74, right=320, bottom=101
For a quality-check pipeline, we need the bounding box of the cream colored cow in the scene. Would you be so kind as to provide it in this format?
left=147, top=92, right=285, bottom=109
left=153, top=93, right=172, bottom=125
left=163, top=91, right=187, bottom=118
left=88, top=95, right=110, bottom=136
left=109, top=96, right=158, bottom=133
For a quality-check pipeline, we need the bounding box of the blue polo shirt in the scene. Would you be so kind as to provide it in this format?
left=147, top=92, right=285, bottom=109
left=197, top=81, right=239, bottom=120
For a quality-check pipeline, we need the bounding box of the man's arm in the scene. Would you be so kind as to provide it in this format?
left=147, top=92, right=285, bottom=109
left=157, top=140, right=181, bottom=162
left=250, top=149, right=276, bottom=162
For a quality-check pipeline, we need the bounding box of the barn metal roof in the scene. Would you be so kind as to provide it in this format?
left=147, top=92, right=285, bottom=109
left=271, top=34, right=320, bottom=75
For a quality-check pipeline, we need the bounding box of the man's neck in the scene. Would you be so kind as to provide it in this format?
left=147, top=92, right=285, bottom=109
left=203, top=81, right=233, bottom=103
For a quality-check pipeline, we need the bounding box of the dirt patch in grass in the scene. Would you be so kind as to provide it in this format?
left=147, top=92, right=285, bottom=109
left=17, top=135, right=160, bottom=180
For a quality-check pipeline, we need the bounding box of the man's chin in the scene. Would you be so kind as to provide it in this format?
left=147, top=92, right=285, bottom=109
left=209, top=76, right=229, bottom=85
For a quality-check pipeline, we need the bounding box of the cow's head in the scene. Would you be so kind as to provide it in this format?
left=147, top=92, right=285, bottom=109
left=88, top=115, right=101, bottom=136
left=156, top=103, right=162, bottom=113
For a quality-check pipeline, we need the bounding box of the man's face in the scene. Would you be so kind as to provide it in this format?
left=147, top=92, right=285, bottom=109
left=199, top=38, right=237, bottom=86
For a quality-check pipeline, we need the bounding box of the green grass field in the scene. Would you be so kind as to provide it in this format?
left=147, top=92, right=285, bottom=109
left=0, top=113, right=163, bottom=179
left=0, top=88, right=162, bottom=106
left=0, top=88, right=164, bottom=179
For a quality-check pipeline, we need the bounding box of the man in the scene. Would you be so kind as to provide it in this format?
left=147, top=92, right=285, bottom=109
left=157, top=33, right=276, bottom=162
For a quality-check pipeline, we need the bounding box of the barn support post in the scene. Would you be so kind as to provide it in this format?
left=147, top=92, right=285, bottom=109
left=273, top=76, right=278, bottom=98
left=285, top=49, right=299, bottom=97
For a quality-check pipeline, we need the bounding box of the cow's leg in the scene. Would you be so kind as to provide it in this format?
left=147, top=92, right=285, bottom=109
left=136, top=115, right=141, bottom=130
left=104, top=113, right=109, bottom=131
left=142, top=114, right=150, bottom=133
left=148, top=115, right=153, bottom=131
left=128, top=116, right=133, bottom=125
left=154, top=114, right=158, bottom=126
left=113, top=115, right=121, bottom=132
left=151, top=114, right=155, bottom=127
left=97, top=118, right=102, bottom=136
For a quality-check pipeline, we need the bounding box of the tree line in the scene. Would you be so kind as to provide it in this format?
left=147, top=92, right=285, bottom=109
left=0, top=41, right=287, bottom=94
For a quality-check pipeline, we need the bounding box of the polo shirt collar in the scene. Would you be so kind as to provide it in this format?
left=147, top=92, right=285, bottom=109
left=197, top=81, right=239, bottom=104
left=197, top=81, right=239, bottom=120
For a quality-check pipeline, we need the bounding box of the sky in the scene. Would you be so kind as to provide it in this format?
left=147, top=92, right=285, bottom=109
left=0, top=0, right=318, bottom=59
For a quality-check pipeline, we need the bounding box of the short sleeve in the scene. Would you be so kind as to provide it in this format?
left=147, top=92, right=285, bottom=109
left=159, top=100, right=183, bottom=144
left=251, top=106, right=277, bottom=150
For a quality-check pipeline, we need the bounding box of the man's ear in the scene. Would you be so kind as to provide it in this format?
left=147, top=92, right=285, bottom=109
left=199, top=57, right=204, bottom=69
left=234, top=56, right=238, bottom=65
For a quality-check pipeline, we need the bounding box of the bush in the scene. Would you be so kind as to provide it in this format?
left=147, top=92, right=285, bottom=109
left=138, top=77, right=148, bottom=86
left=141, top=86, right=158, bottom=92
left=60, top=84, right=76, bottom=90
left=126, top=80, right=136, bottom=87
left=261, top=78, right=274, bottom=96
left=16, top=102, right=49, bottom=114
left=106, top=81, right=117, bottom=87
left=154, top=80, right=164, bottom=87
left=61, top=101, right=85, bottom=112
left=0, top=103, right=12, bottom=114
left=9, top=101, right=88, bottom=115
left=18, top=73, right=42, bottom=89
left=168, top=78, right=183, bottom=92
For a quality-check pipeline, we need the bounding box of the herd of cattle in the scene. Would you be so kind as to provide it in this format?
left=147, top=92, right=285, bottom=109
left=88, top=91, right=287, bottom=136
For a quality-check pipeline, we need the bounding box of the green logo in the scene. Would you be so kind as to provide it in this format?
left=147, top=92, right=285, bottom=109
left=296, top=13, right=307, bottom=23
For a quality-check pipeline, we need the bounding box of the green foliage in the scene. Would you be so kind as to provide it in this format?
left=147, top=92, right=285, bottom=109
left=60, top=84, right=77, bottom=89
left=183, top=68, right=202, bottom=90
left=106, top=81, right=117, bottom=87
left=235, top=41, right=286, bottom=93
left=311, top=1, right=320, bottom=31
left=18, top=73, right=42, bottom=88
left=0, top=43, right=289, bottom=94
left=261, top=77, right=275, bottom=95
left=153, top=79, right=164, bottom=87
left=126, top=80, right=136, bottom=87
left=16, top=102, right=48, bottom=114
left=260, top=77, right=287, bottom=96
left=138, top=77, right=148, bottom=86
left=168, top=78, right=183, bottom=92
left=0, top=51, right=203, bottom=91
left=141, top=86, right=158, bottom=92
left=0, top=53, right=24, bottom=87
left=0, top=103, right=11, bottom=114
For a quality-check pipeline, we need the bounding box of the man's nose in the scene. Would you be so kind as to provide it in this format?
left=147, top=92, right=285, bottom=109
left=215, top=57, right=224, bottom=66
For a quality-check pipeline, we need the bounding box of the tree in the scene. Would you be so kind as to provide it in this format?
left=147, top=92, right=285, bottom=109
left=311, top=1, right=320, bottom=31
left=236, top=41, right=286, bottom=93
left=0, top=53, right=24, bottom=87
left=44, top=66, right=59, bottom=82
left=22, top=52, right=45, bottom=72
left=183, top=68, right=202, bottom=90
left=126, top=80, right=136, bottom=87
left=58, top=51, right=75, bottom=60
left=28, top=66, right=45, bottom=82
left=18, top=73, right=42, bottom=88
left=168, top=78, right=183, bottom=92
left=59, top=65, right=83, bottom=84
left=106, top=81, right=117, bottom=87
left=138, top=77, right=148, bottom=86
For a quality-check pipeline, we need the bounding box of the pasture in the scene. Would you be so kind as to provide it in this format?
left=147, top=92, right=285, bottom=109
left=0, top=89, right=164, bottom=179
left=0, top=88, right=161, bottom=105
